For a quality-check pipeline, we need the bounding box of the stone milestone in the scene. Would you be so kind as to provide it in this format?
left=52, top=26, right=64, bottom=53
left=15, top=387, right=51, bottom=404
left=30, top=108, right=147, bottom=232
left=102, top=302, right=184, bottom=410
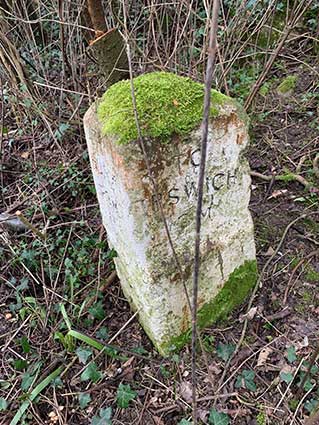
left=84, top=72, right=257, bottom=355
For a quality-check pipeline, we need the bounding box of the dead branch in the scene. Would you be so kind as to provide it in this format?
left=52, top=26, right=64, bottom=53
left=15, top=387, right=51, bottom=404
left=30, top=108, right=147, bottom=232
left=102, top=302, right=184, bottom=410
left=0, top=31, right=34, bottom=95
left=313, top=154, right=319, bottom=179
left=251, top=170, right=319, bottom=194
left=87, top=0, right=107, bottom=36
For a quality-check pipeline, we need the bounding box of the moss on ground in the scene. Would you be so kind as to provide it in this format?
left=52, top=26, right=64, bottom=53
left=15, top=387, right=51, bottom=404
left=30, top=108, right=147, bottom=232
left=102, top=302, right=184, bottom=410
left=97, top=72, right=233, bottom=144
left=161, top=259, right=258, bottom=354
left=277, top=172, right=297, bottom=182
left=303, top=217, right=319, bottom=234
left=277, top=75, right=298, bottom=94
left=305, top=267, right=319, bottom=283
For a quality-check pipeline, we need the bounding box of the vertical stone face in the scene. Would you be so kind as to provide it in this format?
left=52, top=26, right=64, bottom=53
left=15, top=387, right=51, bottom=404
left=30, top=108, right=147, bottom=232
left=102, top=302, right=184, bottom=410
left=84, top=72, right=257, bottom=355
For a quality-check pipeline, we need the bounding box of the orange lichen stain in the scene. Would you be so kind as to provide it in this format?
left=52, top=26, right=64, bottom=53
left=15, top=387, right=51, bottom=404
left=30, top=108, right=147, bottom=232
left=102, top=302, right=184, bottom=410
left=170, top=271, right=182, bottom=283
left=236, top=132, right=245, bottom=145
left=180, top=304, right=191, bottom=332
left=205, top=236, right=214, bottom=252
left=92, top=157, right=102, bottom=175
left=112, top=151, right=125, bottom=170
left=137, top=159, right=146, bottom=172
left=197, top=296, right=205, bottom=307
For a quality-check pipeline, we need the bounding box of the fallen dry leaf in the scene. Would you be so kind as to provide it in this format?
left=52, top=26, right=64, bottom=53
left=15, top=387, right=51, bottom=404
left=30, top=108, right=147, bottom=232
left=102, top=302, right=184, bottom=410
left=122, top=356, right=134, bottom=368
left=240, top=306, right=258, bottom=322
left=48, top=411, right=58, bottom=423
left=298, top=336, right=309, bottom=348
left=20, top=151, right=30, bottom=159
left=153, top=416, right=165, bottom=425
left=149, top=395, right=159, bottom=407
left=198, top=409, right=209, bottom=422
left=257, top=347, right=273, bottom=367
left=208, top=363, right=222, bottom=375
left=268, top=189, right=288, bottom=199
left=225, top=408, right=249, bottom=417
left=264, top=246, right=275, bottom=256
left=247, top=306, right=258, bottom=320
left=280, top=364, right=294, bottom=375
left=179, top=381, right=193, bottom=403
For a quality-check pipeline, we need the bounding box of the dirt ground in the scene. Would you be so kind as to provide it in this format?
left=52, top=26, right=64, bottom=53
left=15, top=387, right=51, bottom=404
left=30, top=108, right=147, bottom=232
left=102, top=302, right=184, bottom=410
left=0, top=37, right=318, bottom=425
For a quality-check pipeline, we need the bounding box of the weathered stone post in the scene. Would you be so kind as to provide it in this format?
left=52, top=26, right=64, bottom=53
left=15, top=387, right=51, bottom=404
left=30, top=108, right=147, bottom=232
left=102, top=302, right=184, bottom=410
left=84, top=72, right=257, bottom=355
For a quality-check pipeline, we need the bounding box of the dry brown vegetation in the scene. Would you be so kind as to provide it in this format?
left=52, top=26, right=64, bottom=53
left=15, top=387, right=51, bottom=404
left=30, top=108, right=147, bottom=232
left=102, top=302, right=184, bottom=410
left=0, top=1, right=318, bottom=424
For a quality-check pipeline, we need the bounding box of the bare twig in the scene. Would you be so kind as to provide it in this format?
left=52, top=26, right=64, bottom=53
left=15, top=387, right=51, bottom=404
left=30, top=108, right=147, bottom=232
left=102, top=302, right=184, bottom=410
left=191, top=1, right=220, bottom=423
left=108, top=310, right=139, bottom=344
left=15, top=210, right=46, bottom=241
left=313, top=154, right=319, bottom=179
left=251, top=170, right=319, bottom=194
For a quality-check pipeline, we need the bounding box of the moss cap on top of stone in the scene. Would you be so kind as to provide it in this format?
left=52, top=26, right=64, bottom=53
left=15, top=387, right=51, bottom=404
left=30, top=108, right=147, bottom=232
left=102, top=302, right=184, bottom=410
left=97, top=71, right=235, bottom=145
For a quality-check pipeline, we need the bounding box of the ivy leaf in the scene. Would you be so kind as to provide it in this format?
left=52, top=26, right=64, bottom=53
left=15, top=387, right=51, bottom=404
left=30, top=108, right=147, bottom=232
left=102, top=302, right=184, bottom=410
left=20, top=336, right=31, bottom=354
left=0, top=397, right=8, bottom=411
left=303, top=361, right=319, bottom=376
left=76, top=347, right=92, bottom=364
left=13, top=359, right=28, bottom=371
left=16, top=277, right=29, bottom=292
left=52, top=376, right=63, bottom=388
left=54, top=123, right=70, bottom=141
left=235, top=369, right=257, bottom=392
left=304, top=399, right=319, bottom=414
left=78, top=393, right=91, bottom=409
left=131, top=346, right=148, bottom=355
left=216, top=343, right=235, bottom=362
left=286, top=346, right=297, bottom=364
left=96, top=327, right=109, bottom=341
left=178, top=420, right=192, bottom=425
left=280, top=372, right=294, bottom=384
left=81, top=363, right=102, bottom=383
left=208, top=408, right=230, bottom=425
left=116, top=383, right=137, bottom=408
left=160, top=365, right=170, bottom=378
left=302, top=378, right=315, bottom=392
left=21, top=372, right=34, bottom=391
left=91, top=407, right=112, bottom=425
left=171, top=354, right=180, bottom=364
left=89, top=302, right=106, bottom=321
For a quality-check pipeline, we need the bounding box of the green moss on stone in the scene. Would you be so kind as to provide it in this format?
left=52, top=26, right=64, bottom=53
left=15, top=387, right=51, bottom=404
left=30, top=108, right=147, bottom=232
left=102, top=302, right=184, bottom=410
left=161, top=259, right=258, bottom=354
left=197, top=259, right=258, bottom=328
left=97, top=72, right=233, bottom=144
left=277, top=75, right=297, bottom=94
